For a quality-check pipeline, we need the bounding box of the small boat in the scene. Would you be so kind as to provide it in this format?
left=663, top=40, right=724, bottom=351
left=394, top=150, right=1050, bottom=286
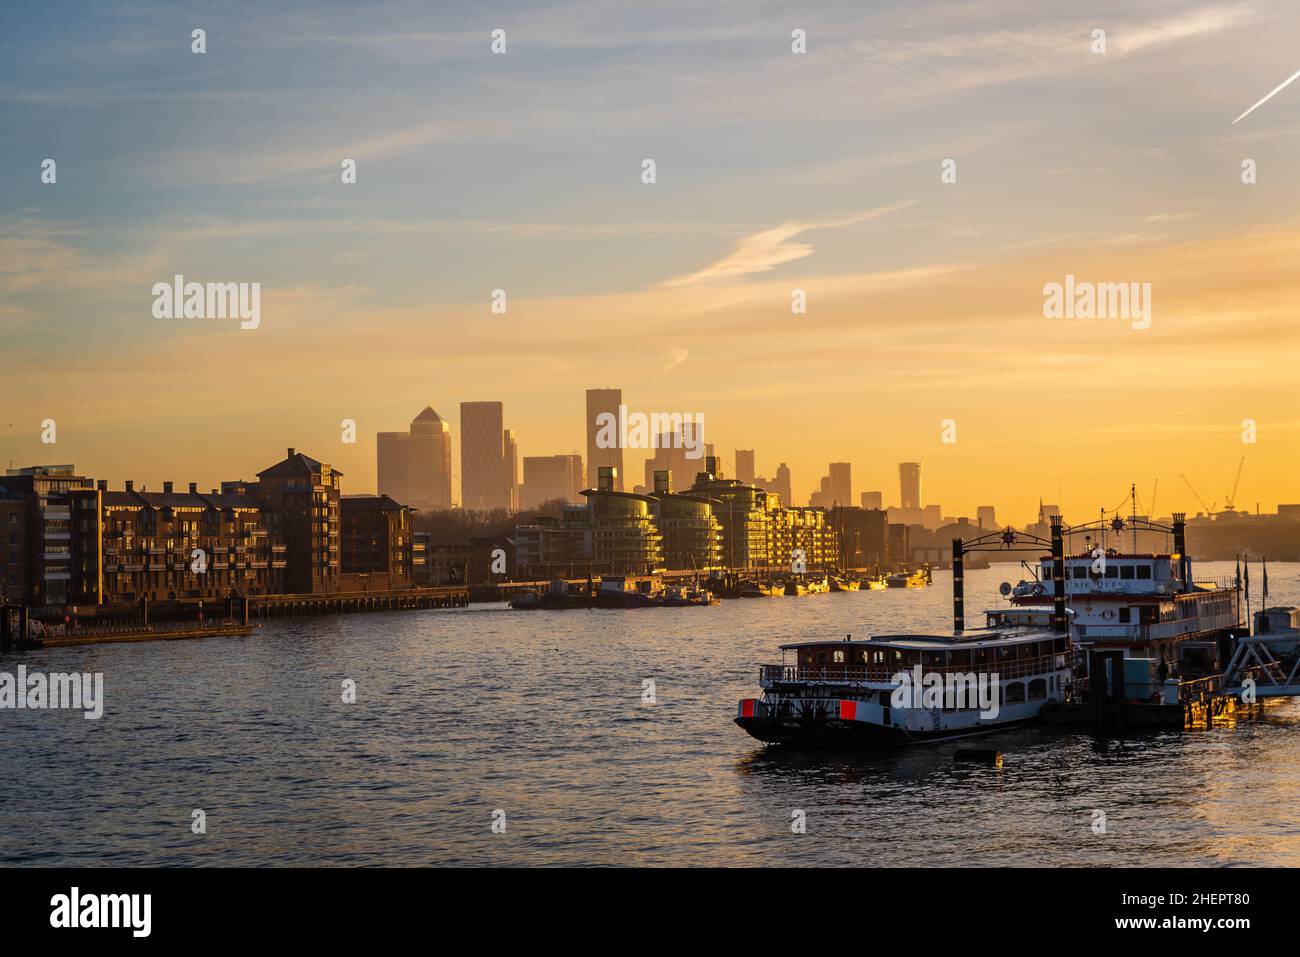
left=805, top=575, right=830, bottom=595
left=828, top=576, right=860, bottom=593
left=738, top=579, right=779, bottom=598
left=783, top=579, right=808, bottom=597
left=863, top=575, right=888, bottom=590
left=595, top=575, right=660, bottom=608
left=662, top=585, right=719, bottom=607
left=886, top=569, right=929, bottom=588
left=509, top=589, right=541, bottom=610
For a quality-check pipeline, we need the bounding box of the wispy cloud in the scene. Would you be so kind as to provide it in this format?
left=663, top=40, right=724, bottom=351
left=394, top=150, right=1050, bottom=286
left=660, top=202, right=916, bottom=287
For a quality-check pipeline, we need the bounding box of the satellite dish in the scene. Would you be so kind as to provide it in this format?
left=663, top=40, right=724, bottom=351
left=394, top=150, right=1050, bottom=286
left=999, top=581, right=1012, bottom=596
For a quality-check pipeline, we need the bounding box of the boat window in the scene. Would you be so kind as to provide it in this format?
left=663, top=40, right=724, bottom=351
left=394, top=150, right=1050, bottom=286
left=1005, top=682, right=1026, bottom=703
left=1120, top=565, right=1135, bottom=580
left=833, top=650, right=845, bottom=664
left=1104, top=566, right=1118, bottom=579
left=1072, top=566, right=1088, bottom=579
left=1136, top=565, right=1152, bottom=580
left=1119, top=607, right=1131, bottom=623
left=1028, top=678, right=1047, bottom=700
left=816, top=651, right=828, bottom=666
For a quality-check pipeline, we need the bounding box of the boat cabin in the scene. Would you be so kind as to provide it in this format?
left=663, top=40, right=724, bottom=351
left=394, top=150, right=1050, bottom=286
left=771, top=632, right=1071, bottom=683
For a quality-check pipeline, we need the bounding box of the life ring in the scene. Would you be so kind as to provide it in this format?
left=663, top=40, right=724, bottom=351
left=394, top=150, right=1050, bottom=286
left=1101, top=609, right=1115, bottom=620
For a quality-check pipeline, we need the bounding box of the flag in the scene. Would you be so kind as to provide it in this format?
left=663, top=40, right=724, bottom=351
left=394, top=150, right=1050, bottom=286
left=1235, top=556, right=1241, bottom=589
left=1263, top=557, right=1269, bottom=603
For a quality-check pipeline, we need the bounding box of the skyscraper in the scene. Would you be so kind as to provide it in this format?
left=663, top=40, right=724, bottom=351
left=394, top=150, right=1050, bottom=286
left=379, top=405, right=454, bottom=512
left=899, top=462, right=921, bottom=510
left=586, top=388, right=624, bottom=492
left=461, top=401, right=509, bottom=511
left=378, top=407, right=453, bottom=511
left=503, top=428, right=519, bottom=511
left=521, top=454, right=584, bottom=508
left=376, top=431, right=410, bottom=505
left=977, top=505, right=997, bottom=529
left=774, top=463, right=792, bottom=509
left=734, top=449, right=756, bottom=486
left=828, top=462, right=852, bottom=506
left=409, top=407, right=452, bottom=510
left=861, top=491, right=883, bottom=510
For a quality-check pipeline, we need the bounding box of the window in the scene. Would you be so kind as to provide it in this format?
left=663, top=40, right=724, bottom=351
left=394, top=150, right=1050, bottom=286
left=1119, top=607, right=1131, bottom=623
left=1104, top=565, right=1118, bottom=579
left=1028, top=678, right=1047, bottom=700
left=832, top=650, right=845, bottom=664
left=1120, top=565, right=1135, bottom=580
left=1136, top=565, right=1152, bottom=580
left=1004, top=682, right=1026, bottom=703
left=1073, top=566, right=1088, bottom=579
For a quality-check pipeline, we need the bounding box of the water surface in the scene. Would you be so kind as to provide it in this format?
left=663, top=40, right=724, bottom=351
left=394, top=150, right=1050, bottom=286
left=2, top=561, right=1296, bottom=866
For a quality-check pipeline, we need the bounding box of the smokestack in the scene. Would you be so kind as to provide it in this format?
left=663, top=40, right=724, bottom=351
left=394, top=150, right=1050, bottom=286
left=189, top=482, right=198, bottom=494
left=653, top=470, right=671, bottom=495
left=96, top=480, right=107, bottom=491
left=163, top=481, right=174, bottom=494
left=287, top=448, right=296, bottom=458
left=1172, top=512, right=1190, bottom=591
left=125, top=480, right=134, bottom=493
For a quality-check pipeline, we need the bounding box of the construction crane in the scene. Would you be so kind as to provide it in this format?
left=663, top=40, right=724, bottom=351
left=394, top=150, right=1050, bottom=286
left=1179, top=473, right=1215, bottom=515
left=1224, top=457, right=1246, bottom=512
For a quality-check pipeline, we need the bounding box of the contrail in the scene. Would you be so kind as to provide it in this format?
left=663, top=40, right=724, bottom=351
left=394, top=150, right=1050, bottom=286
left=1232, top=68, right=1300, bottom=124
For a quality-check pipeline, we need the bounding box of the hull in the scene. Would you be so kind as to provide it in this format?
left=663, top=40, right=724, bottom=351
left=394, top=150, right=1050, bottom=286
left=596, top=591, right=658, bottom=608
left=735, top=713, right=1040, bottom=749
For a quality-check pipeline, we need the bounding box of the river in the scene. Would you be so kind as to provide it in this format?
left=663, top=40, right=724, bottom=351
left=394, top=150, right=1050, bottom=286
left=2, top=561, right=1296, bottom=866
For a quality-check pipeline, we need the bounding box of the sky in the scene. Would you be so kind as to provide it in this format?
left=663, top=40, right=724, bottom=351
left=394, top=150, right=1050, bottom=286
left=2, top=0, right=1298, bottom=524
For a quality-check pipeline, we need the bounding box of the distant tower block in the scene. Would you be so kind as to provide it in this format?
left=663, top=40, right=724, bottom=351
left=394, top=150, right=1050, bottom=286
left=735, top=450, right=756, bottom=486
left=899, top=462, right=921, bottom=510
left=861, top=491, right=883, bottom=510
left=586, top=388, right=624, bottom=492
left=977, top=505, right=996, bottom=529
left=828, top=462, right=852, bottom=506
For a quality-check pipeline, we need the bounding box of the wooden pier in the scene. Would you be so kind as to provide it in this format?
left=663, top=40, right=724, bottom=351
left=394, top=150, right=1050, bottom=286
left=248, top=586, right=469, bottom=618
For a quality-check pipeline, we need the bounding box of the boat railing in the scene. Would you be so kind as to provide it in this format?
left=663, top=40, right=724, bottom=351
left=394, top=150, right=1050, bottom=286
left=760, top=652, right=1070, bottom=686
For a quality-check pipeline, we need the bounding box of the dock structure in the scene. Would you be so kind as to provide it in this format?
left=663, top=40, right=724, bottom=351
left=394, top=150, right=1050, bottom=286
left=1, top=585, right=471, bottom=650
left=248, top=586, right=469, bottom=618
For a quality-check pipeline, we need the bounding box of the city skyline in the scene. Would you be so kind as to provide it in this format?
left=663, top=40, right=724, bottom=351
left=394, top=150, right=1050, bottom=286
left=3, top=2, right=1298, bottom=523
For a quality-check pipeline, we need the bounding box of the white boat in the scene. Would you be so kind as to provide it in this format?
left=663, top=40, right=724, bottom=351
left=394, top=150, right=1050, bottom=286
left=736, top=628, right=1073, bottom=748
left=1005, top=550, right=1241, bottom=670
